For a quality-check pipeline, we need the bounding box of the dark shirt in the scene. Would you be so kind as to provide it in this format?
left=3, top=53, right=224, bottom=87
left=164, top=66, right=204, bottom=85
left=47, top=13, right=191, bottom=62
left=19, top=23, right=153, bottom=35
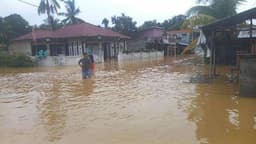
left=89, top=55, right=94, bottom=63
left=78, top=57, right=92, bottom=72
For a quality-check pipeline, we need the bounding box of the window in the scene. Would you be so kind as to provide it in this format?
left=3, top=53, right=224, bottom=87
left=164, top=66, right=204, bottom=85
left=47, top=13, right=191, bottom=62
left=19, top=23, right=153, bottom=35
left=31, top=45, right=47, bottom=56
left=50, top=44, right=64, bottom=56
left=68, top=41, right=83, bottom=56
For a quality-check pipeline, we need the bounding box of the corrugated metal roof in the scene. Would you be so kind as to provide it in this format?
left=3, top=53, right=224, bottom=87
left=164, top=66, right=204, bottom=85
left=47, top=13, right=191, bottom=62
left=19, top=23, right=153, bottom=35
left=202, top=7, right=256, bottom=32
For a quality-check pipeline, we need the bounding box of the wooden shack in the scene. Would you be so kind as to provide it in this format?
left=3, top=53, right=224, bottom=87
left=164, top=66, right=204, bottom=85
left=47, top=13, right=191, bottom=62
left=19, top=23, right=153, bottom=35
left=201, top=8, right=256, bottom=97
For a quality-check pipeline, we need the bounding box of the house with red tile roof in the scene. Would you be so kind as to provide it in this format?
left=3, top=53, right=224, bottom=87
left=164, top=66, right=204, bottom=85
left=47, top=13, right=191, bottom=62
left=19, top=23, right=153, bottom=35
left=9, top=22, right=130, bottom=66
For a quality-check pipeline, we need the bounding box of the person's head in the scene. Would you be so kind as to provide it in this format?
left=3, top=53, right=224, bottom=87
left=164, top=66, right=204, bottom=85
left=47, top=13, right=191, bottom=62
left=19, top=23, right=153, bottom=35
left=83, top=53, right=87, bottom=58
left=87, top=49, right=92, bottom=55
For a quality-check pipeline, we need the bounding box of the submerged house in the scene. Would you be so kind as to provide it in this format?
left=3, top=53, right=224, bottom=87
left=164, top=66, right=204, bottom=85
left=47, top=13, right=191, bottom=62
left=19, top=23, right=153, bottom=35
left=9, top=23, right=130, bottom=66
left=201, top=7, right=256, bottom=97
left=137, top=26, right=164, bottom=42
left=127, top=27, right=165, bottom=52
left=165, top=29, right=191, bottom=55
left=166, top=29, right=191, bottom=45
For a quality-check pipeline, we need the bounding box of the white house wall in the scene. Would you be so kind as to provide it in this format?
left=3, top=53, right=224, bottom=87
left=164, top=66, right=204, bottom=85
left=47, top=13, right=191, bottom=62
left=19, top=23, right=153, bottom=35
left=37, top=54, right=103, bottom=67
left=118, top=51, right=164, bottom=62
left=9, top=39, right=130, bottom=67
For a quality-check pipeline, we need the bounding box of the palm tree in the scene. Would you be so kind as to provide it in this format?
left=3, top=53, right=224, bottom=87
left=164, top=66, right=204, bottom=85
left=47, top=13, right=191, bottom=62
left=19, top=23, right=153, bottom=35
left=102, top=18, right=109, bottom=28
left=38, top=0, right=61, bottom=30
left=181, top=14, right=215, bottom=29
left=58, top=0, right=84, bottom=25
left=40, top=16, right=64, bottom=30
left=187, top=0, right=246, bottom=19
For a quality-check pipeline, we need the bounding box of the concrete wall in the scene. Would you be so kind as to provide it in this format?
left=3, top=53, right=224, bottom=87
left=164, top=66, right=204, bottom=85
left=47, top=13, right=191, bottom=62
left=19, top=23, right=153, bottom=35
left=239, top=56, right=256, bottom=97
left=37, top=54, right=104, bottom=67
left=9, top=41, right=31, bottom=55
left=118, top=51, right=164, bottom=62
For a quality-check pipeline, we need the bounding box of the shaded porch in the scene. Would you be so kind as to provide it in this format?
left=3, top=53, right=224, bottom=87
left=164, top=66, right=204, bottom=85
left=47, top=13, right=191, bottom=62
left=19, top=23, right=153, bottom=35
left=31, top=36, right=128, bottom=63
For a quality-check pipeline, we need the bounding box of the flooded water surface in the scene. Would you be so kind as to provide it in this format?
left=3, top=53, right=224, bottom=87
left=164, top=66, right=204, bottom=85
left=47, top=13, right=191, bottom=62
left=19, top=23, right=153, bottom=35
left=0, top=56, right=256, bottom=144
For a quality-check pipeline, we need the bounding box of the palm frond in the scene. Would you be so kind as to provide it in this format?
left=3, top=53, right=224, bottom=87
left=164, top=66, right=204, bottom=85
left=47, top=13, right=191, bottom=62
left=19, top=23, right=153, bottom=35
left=60, top=0, right=82, bottom=24
left=187, top=6, right=217, bottom=18
left=181, top=14, right=215, bottom=29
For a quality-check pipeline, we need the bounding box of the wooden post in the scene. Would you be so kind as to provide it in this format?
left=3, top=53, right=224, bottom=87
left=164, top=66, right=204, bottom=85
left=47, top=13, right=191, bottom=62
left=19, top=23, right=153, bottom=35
left=114, top=40, right=117, bottom=58
left=99, top=41, right=103, bottom=63
left=46, top=43, right=51, bottom=56
left=250, top=18, right=253, bottom=53
left=209, top=32, right=214, bottom=79
left=213, top=43, right=216, bottom=77
left=174, top=44, right=177, bottom=57
left=213, top=32, right=216, bottom=77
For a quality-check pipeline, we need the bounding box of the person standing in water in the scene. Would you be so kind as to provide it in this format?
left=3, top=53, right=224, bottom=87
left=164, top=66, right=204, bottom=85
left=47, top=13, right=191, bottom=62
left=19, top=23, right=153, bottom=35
left=78, top=53, right=92, bottom=79
left=89, top=54, right=95, bottom=74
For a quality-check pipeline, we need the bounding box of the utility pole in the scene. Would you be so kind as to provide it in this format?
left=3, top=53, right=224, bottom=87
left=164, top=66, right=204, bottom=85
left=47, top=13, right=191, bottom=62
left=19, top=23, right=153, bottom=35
left=17, top=0, right=38, bottom=8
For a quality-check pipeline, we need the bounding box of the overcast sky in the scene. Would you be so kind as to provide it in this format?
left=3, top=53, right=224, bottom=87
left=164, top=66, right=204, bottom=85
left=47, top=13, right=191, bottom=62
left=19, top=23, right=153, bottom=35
left=1, top=0, right=256, bottom=26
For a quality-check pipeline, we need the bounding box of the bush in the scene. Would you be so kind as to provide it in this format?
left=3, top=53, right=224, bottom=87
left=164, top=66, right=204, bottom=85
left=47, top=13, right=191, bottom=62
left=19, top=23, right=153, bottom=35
left=0, top=52, right=36, bottom=67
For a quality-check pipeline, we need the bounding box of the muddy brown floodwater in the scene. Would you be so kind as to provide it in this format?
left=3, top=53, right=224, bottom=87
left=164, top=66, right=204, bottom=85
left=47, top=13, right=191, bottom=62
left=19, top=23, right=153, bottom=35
left=0, top=56, right=256, bottom=144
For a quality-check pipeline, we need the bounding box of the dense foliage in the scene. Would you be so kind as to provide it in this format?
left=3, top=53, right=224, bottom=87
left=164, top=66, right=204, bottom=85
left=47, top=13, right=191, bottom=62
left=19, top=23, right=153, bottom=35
left=58, top=0, right=84, bottom=25
left=139, top=20, right=161, bottom=30
left=38, top=0, right=61, bottom=30
left=161, top=15, right=187, bottom=30
left=0, top=14, right=31, bottom=45
left=102, top=18, right=109, bottom=28
left=111, top=13, right=138, bottom=37
left=187, top=0, right=246, bottom=19
left=0, top=51, right=35, bottom=67
left=39, top=16, right=64, bottom=30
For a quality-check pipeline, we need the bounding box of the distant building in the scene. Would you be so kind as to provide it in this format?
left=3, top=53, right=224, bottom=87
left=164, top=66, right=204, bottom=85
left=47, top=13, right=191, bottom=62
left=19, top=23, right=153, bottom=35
left=127, top=27, right=165, bottom=52
left=9, top=22, right=130, bottom=66
left=165, top=29, right=192, bottom=55
left=137, top=27, right=164, bottom=42
left=166, top=29, right=191, bottom=45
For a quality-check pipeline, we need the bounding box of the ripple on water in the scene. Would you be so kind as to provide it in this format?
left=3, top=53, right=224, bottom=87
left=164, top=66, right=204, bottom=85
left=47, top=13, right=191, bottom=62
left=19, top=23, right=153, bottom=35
left=1, top=57, right=256, bottom=144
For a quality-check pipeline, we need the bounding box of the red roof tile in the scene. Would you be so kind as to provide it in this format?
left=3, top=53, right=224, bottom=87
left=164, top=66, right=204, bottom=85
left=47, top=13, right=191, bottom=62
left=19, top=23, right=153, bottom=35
left=14, top=22, right=130, bottom=41
left=53, top=23, right=130, bottom=39
left=14, top=30, right=53, bottom=41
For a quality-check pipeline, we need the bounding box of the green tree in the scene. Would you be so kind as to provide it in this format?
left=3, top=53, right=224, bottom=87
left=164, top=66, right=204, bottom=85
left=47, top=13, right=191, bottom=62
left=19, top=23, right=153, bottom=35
left=58, top=0, right=84, bottom=25
left=0, top=14, right=30, bottom=45
left=39, top=16, right=64, bottom=30
left=187, top=0, right=246, bottom=19
left=161, top=15, right=187, bottom=30
left=0, top=17, right=6, bottom=44
left=111, top=13, right=137, bottom=37
left=102, top=18, right=109, bottom=28
left=181, top=14, right=215, bottom=29
left=38, top=0, right=61, bottom=30
left=139, top=20, right=161, bottom=30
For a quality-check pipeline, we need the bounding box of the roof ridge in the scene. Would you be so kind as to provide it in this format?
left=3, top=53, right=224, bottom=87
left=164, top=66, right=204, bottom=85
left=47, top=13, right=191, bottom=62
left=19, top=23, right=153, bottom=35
left=14, top=22, right=130, bottom=41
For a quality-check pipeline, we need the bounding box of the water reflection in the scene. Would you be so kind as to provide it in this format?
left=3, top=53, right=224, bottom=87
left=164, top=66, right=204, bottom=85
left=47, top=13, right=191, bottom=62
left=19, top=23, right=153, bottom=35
left=37, top=76, right=66, bottom=142
left=187, top=77, right=256, bottom=144
left=1, top=56, right=256, bottom=144
left=37, top=76, right=96, bottom=142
